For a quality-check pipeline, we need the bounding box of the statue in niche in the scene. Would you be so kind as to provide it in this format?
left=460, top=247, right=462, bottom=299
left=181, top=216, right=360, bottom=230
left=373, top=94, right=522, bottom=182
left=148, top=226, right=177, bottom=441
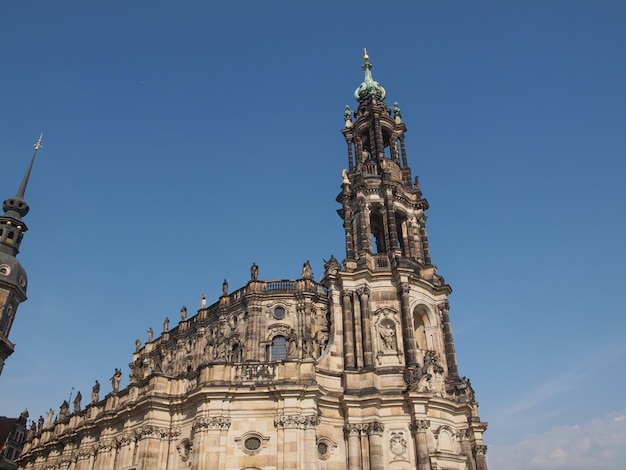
left=111, top=368, right=122, bottom=393
left=380, top=323, right=396, bottom=350
left=287, top=333, right=297, bottom=358
left=314, top=329, right=329, bottom=357
left=205, top=338, right=215, bottom=361
left=91, top=380, right=100, bottom=404
left=251, top=262, right=259, bottom=280
left=302, top=333, right=314, bottom=358
left=181, top=305, right=187, bottom=321
left=163, top=317, right=169, bottom=332
left=216, top=340, right=226, bottom=360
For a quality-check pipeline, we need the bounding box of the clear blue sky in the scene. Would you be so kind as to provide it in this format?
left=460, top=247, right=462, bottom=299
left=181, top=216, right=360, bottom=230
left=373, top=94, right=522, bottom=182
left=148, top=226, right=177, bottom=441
left=1, top=2, right=625, bottom=468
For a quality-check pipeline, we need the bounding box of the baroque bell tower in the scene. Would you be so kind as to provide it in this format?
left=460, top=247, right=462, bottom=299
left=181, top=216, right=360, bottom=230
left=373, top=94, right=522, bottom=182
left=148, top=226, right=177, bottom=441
left=0, top=135, right=42, bottom=377
left=320, top=52, right=488, bottom=469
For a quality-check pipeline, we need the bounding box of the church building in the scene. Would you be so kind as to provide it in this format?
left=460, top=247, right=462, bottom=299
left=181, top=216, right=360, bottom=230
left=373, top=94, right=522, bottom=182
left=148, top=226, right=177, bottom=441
left=17, top=53, right=488, bottom=470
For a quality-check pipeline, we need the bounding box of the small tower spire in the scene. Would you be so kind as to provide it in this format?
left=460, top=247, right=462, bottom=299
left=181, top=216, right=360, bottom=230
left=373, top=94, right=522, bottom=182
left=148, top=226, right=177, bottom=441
left=0, top=134, right=43, bottom=376
left=3, top=133, right=43, bottom=222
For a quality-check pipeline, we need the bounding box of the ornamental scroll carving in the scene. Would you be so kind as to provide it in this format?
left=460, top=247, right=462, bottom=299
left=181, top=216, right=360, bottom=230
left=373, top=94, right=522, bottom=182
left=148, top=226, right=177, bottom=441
left=139, top=424, right=180, bottom=439
left=273, top=414, right=320, bottom=429
left=405, top=350, right=446, bottom=397
left=95, top=439, right=115, bottom=453
left=344, top=422, right=385, bottom=437
left=473, top=444, right=488, bottom=456
left=409, top=419, right=430, bottom=434
left=192, top=416, right=232, bottom=431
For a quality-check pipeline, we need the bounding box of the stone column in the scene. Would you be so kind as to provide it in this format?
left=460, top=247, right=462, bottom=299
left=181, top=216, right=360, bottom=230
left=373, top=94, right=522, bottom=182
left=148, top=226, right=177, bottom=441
left=368, top=422, right=385, bottom=470
left=398, top=283, right=418, bottom=366
left=347, top=137, right=355, bottom=172
left=302, top=415, right=320, bottom=470
left=473, top=445, right=488, bottom=470
left=360, top=427, right=370, bottom=470
left=357, top=287, right=374, bottom=368
left=74, top=447, right=93, bottom=470
left=458, top=429, right=476, bottom=470
left=438, top=302, right=459, bottom=378
left=136, top=426, right=165, bottom=470
left=352, top=291, right=364, bottom=369
left=343, top=205, right=355, bottom=260
left=358, top=199, right=371, bottom=253
left=342, top=290, right=356, bottom=369
left=94, top=439, right=115, bottom=469
left=191, top=416, right=230, bottom=470
left=410, top=419, right=431, bottom=470
left=275, top=415, right=312, bottom=470
left=115, top=432, right=135, bottom=469
left=399, top=135, right=408, bottom=168
left=385, top=195, right=400, bottom=250
left=417, top=214, right=431, bottom=265
left=345, top=424, right=362, bottom=470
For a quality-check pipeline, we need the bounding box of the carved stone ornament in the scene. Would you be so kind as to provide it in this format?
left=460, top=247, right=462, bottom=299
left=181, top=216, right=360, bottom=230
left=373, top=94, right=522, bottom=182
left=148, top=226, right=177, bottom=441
left=409, top=419, right=430, bottom=434
left=405, top=350, right=446, bottom=396
left=140, top=425, right=171, bottom=439
left=473, top=444, right=488, bottom=456
left=192, top=416, right=231, bottom=431
left=176, top=438, right=192, bottom=462
left=274, top=414, right=320, bottom=429
left=389, top=431, right=408, bottom=461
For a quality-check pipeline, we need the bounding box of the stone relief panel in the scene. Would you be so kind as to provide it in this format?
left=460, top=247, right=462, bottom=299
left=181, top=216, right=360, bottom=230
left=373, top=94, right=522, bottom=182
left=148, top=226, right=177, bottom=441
left=405, top=350, right=446, bottom=397
left=388, top=430, right=409, bottom=462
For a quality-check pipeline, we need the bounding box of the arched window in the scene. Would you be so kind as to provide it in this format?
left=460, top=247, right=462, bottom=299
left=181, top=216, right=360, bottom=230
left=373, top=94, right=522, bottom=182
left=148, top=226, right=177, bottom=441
left=412, top=306, right=430, bottom=351
left=270, top=335, right=287, bottom=361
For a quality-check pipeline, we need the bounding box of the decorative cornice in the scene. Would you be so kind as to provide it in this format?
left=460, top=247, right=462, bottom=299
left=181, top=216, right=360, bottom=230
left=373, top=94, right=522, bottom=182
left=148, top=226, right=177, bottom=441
left=273, top=414, right=320, bottom=429
left=139, top=425, right=173, bottom=439
left=192, top=416, right=231, bottom=431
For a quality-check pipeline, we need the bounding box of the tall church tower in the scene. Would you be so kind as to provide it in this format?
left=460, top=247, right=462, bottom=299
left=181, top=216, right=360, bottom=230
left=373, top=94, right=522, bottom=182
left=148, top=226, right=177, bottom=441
left=0, top=135, right=42, bottom=377
left=17, top=56, right=488, bottom=470
left=319, top=51, right=489, bottom=469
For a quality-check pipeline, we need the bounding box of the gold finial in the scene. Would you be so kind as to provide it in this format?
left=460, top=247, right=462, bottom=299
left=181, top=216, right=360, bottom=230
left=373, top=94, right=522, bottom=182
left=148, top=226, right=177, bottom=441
left=363, top=48, right=369, bottom=62
left=34, top=133, right=43, bottom=152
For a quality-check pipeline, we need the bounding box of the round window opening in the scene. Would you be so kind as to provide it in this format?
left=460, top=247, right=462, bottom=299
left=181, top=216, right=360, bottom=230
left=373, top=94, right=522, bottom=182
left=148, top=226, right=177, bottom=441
left=273, top=307, right=286, bottom=320
left=318, top=442, right=328, bottom=455
left=244, top=437, right=261, bottom=451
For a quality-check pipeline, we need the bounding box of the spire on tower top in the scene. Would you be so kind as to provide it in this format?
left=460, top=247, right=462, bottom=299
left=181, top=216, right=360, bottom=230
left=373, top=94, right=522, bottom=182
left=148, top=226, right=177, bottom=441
left=354, top=49, right=386, bottom=101
left=3, top=133, right=43, bottom=219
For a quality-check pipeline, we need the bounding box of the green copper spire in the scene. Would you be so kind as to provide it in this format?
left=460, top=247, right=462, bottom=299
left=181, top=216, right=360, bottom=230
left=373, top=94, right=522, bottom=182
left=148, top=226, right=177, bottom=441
left=354, top=49, right=386, bottom=102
